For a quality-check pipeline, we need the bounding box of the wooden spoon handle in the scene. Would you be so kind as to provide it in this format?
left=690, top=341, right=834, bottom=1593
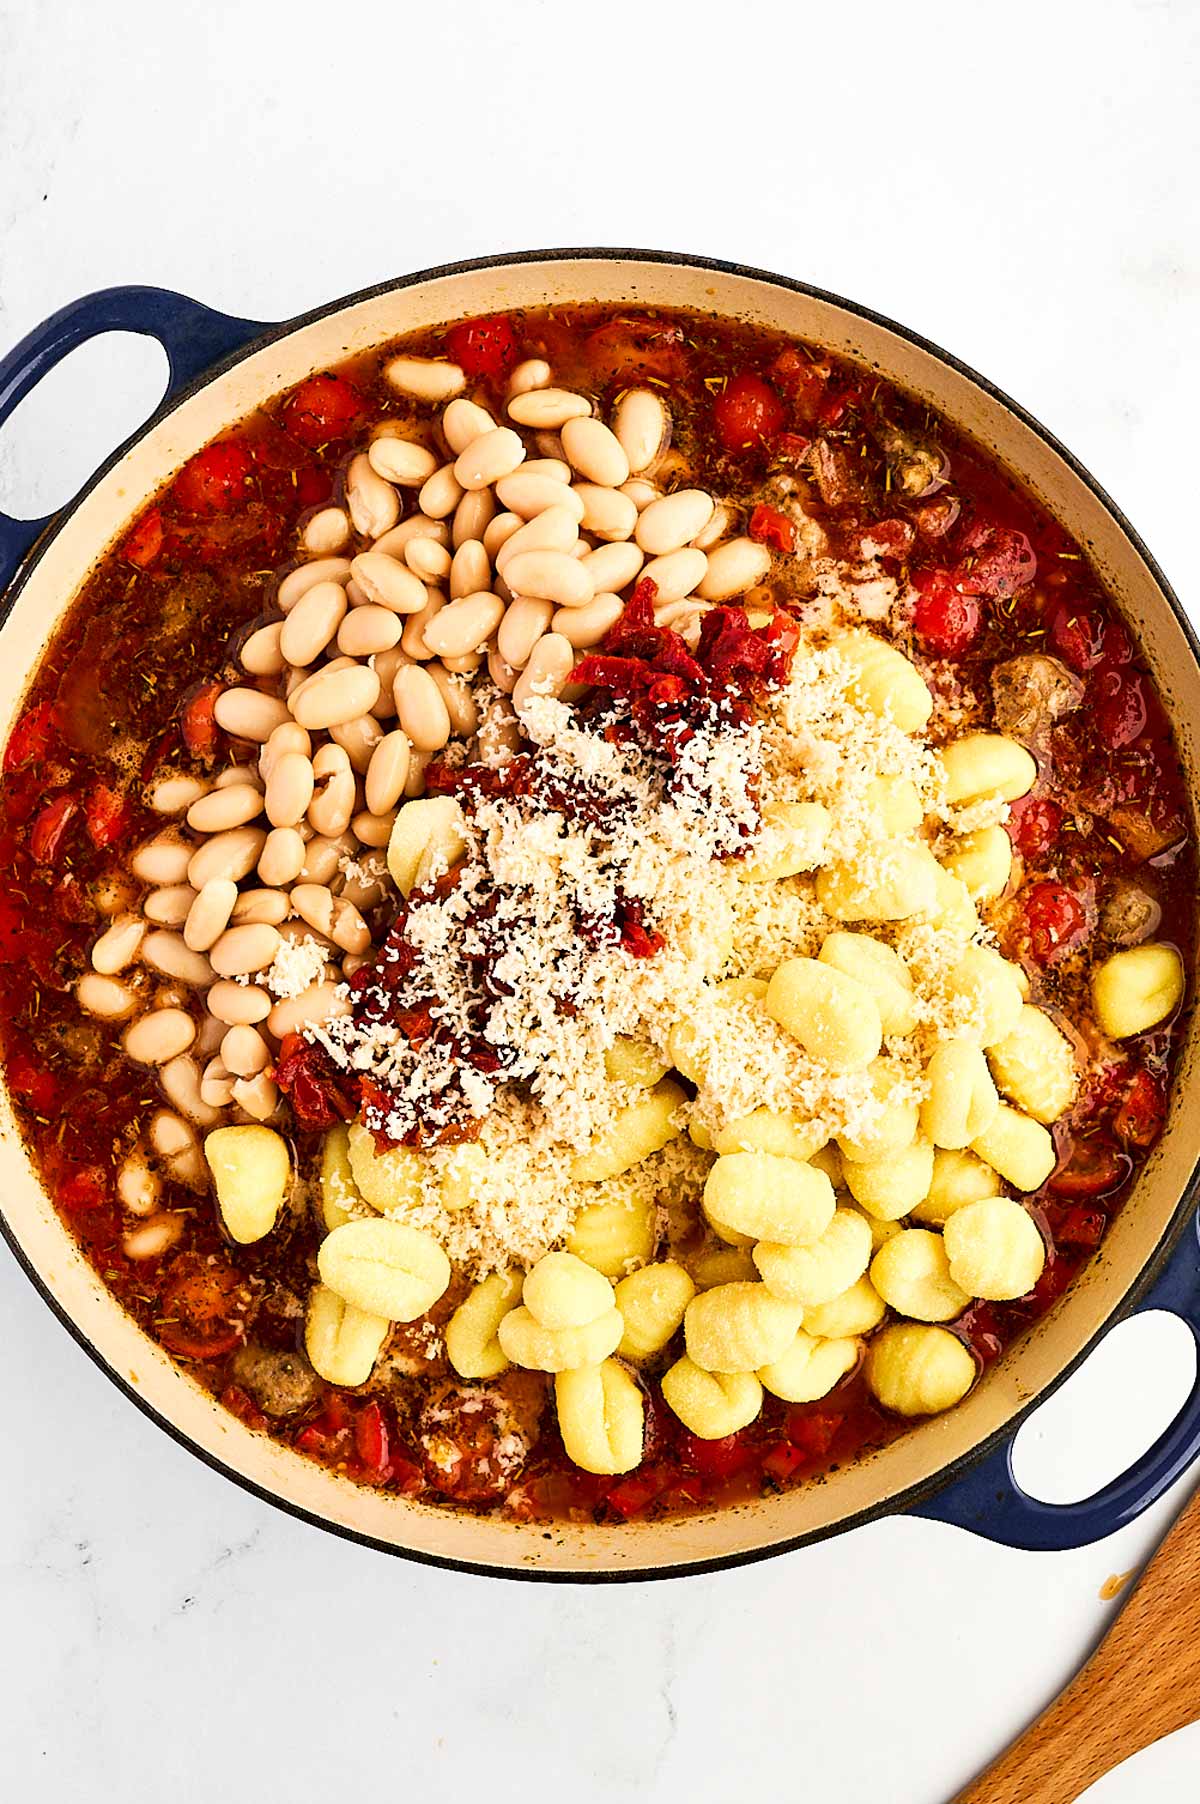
left=953, top=1484, right=1200, bottom=1804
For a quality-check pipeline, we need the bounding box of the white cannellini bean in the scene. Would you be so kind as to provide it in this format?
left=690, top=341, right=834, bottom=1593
left=495, top=504, right=580, bottom=574
left=266, top=982, right=351, bottom=1040
left=365, top=730, right=411, bottom=815
left=640, top=547, right=708, bottom=603
left=231, top=1073, right=278, bottom=1122
left=231, top=887, right=290, bottom=926
left=367, top=436, right=438, bottom=487
left=142, top=930, right=213, bottom=987
left=350, top=551, right=428, bottom=615
left=264, top=750, right=316, bottom=827
left=308, top=746, right=357, bottom=837
left=207, top=979, right=272, bottom=1025
left=418, top=464, right=464, bottom=520
left=508, top=358, right=552, bottom=396
left=124, top=1008, right=196, bottom=1065
left=257, top=826, right=307, bottom=887
left=259, top=721, right=311, bottom=780
left=496, top=472, right=586, bottom=522
left=636, top=489, right=716, bottom=555
left=620, top=477, right=661, bottom=512
left=240, top=621, right=286, bottom=676
left=302, top=506, right=352, bottom=555
left=149, top=1109, right=205, bottom=1186
left=187, top=827, right=267, bottom=889
left=581, top=541, right=644, bottom=592
left=372, top=515, right=449, bottom=557
left=222, top=1024, right=271, bottom=1078
left=329, top=714, right=383, bottom=774
left=507, top=387, right=591, bottom=428
left=482, top=512, right=524, bottom=560
left=404, top=538, right=453, bottom=583
left=186, top=783, right=263, bottom=834
left=441, top=648, right=483, bottom=675
left=571, top=484, right=638, bottom=542
left=560, top=415, right=629, bottom=488
left=279, top=579, right=349, bottom=668
left=194, top=1010, right=226, bottom=1059
left=143, top=884, right=197, bottom=926
left=612, top=388, right=670, bottom=473
left=117, top=1152, right=160, bottom=1216
left=91, top=914, right=146, bottom=975
left=290, top=663, right=381, bottom=731
left=394, top=664, right=452, bottom=750
left=691, top=502, right=735, bottom=551
left=442, top=397, right=496, bottom=454
left=400, top=589, right=446, bottom=661
left=487, top=644, right=519, bottom=694
left=213, top=763, right=262, bottom=791
left=159, top=1052, right=221, bottom=1127
left=277, top=558, right=352, bottom=612
left=449, top=540, right=491, bottom=600
left=385, top=355, right=465, bottom=402
left=352, top=808, right=397, bottom=847
left=209, top=923, right=281, bottom=978
left=346, top=453, right=400, bottom=538
left=696, top=536, right=773, bottom=599
left=512, top=633, right=574, bottom=712
left=123, top=1214, right=185, bottom=1261
left=553, top=594, right=625, bottom=648
left=337, top=603, right=404, bottom=667
left=498, top=596, right=554, bottom=667
left=453, top=426, right=526, bottom=492
left=427, top=662, right=478, bottom=737
left=404, top=751, right=431, bottom=797
left=299, top=836, right=343, bottom=883
left=521, top=457, right=571, bottom=483
left=213, top=688, right=291, bottom=743
left=504, top=549, right=594, bottom=609
left=77, top=972, right=139, bottom=1020
left=200, top=1058, right=236, bottom=1108
left=131, top=835, right=193, bottom=886
left=422, top=591, right=505, bottom=659
left=147, top=773, right=209, bottom=815
left=451, top=486, right=496, bottom=548
left=184, top=879, right=239, bottom=952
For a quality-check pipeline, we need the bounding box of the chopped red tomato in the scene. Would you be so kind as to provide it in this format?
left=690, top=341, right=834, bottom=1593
left=172, top=440, right=254, bottom=515
left=768, top=347, right=828, bottom=419
left=5, top=1048, right=59, bottom=1112
left=354, top=1400, right=391, bottom=1480
left=1052, top=1205, right=1107, bottom=1250
left=1024, top=881, right=1087, bottom=964
left=582, top=317, right=690, bottom=385
left=1094, top=670, right=1149, bottom=750
left=181, top=682, right=223, bottom=758
left=912, top=569, right=980, bottom=657
left=784, top=1411, right=843, bottom=1460
left=4, top=700, right=57, bottom=774
left=58, top=1164, right=108, bottom=1212
left=84, top=782, right=130, bottom=849
left=1049, top=1138, right=1128, bottom=1198
left=283, top=372, right=367, bottom=448
left=1008, top=794, right=1063, bottom=862
left=748, top=503, right=795, bottom=553
left=1048, top=603, right=1107, bottom=672
left=605, top=1465, right=669, bottom=1519
left=1113, top=1069, right=1166, bottom=1147
left=445, top=313, right=519, bottom=380
left=956, top=1303, right=1003, bottom=1363
left=220, top=1384, right=268, bottom=1432
left=954, top=521, right=1036, bottom=597
left=773, top=430, right=812, bottom=466
left=712, top=373, right=785, bottom=452
left=121, top=508, right=165, bottom=569
left=158, top=1252, right=245, bottom=1359
left=677, top=1431, right=757, bottom=1483
left=30, top=795, right=78, bottom=863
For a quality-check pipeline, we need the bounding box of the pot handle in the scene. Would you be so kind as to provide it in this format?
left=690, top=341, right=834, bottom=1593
left=911, top=1211, right=1200, bottom=1550
left=0, top=285, right=268, bottom=592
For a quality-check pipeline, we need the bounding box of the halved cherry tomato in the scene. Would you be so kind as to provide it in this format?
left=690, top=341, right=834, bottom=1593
left=954, top=521, right=1036, bottom=598
left=582, top=317, right=690, bottom=386
left=172, top=440, right=254, bottom=515
left=121, top=508, right=165, bottom=569
left=1008, top=794, right=1063, bottom=862
left=1048, top=602, right=1107, bottom=672
left=283, top=373, right=367, bottom=448
left=912, top=568, right=980, bottom=657
left=712, top=373, right=785, bottom=452
left=30, top=795, right=78, bottom=863
left=748, top=503, right=795, bottom=553
left=84, top=782, right=130, bottom=849
left=1094, top=670, right=1149, bottom=751
left=1113, top=1069, right=1166, bottom=1148
left=445, top=313, right=519, bottom=380
left=1049, top=1138, right=1128, bottom=1198
left=158, top=1252, right=245, bottom=1359
left=1023, top=881, right=1087, bottom=964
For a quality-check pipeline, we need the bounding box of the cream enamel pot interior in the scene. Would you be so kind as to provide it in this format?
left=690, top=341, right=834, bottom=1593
left=1, top=251, right=1199, bottom=1581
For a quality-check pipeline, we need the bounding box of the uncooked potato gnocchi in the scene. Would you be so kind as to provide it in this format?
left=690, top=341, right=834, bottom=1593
left=942, top=1197, right=1046, bottom=1300
left=866, top=1323, right=977, bottom=1416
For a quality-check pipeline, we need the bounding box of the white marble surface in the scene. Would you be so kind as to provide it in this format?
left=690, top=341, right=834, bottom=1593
left=1, top=0, right=1199, bottom=1796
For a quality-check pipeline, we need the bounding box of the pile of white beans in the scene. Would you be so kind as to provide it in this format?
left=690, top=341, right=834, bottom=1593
left=74, top=345, right=784, bottom=1259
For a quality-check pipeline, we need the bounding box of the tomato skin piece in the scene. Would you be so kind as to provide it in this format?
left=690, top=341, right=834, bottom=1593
left=30, top=795, right=78, bottom=863
left=604, top=1465, right=669, bottom=1520
left=172, top=440, right=254, bottom=515
left=354, top=1400, right=391, bottom=1479
left=444, top=314, right=519, bottom=380
left=6, top=1048, right=58, bottom=1113
left=1094, top=670, right=1149, bottom=750
left=84, top=781, right=130, bottom=850
left=1113, top=1069, right=1166, bottom=1147
left=180, top=681, right=223, bottom=758
left=749, top=503, right=795, bottom=553
left=58, top=1165, right=108, bottom=1212
left=283, top=373, right=366, bottom=448
left=4, top=700, right=56, bottom=774
left=712, top=373, right=786, bottom=452
left=784, top=1411, right=842, bottom=1461
left=1048, top=602, right=1107, bottom=672
left=912, top=568, right=980, bottom=656
left=1049, top=1139, right=1128, bottom=1198
left=121, top=508, right=165, bottom=569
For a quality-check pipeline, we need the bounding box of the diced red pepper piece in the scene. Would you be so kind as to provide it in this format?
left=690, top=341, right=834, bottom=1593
left=121, top=508, right=165, bottom=569
left=4, top=700, right=57, bottom=774
left=30, top=795, right=78, bottom=863
left=354, top=1400, right=391, bottom=1479
left=761, top=1441, right=809, bottom=1483
left=1023, top=880, right=1087, bottom=964
left=712, top=372, right=786, bottom=452
left=1113, top=1069, right=1166, bottom=1148
left=445, top=313, right=519, bottom=380
left=283, top=372, right=367, bottom=448
left=84, top=781, right=131, bottom=849
left=912, top=568, right=980, bottom=657
left=749, top=503, right=795, bottom=553
left=784, top=1411, right=843, bottom=1460
left=172, top=440, right=254, bottom=515
left=181, top=681, right=223, bottom=758
left=1007, top=794, right=1064, bottom=862
left=677, top=1431, right=758, bottom=1483
left=605, top=1465, right=669, bottom=1520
